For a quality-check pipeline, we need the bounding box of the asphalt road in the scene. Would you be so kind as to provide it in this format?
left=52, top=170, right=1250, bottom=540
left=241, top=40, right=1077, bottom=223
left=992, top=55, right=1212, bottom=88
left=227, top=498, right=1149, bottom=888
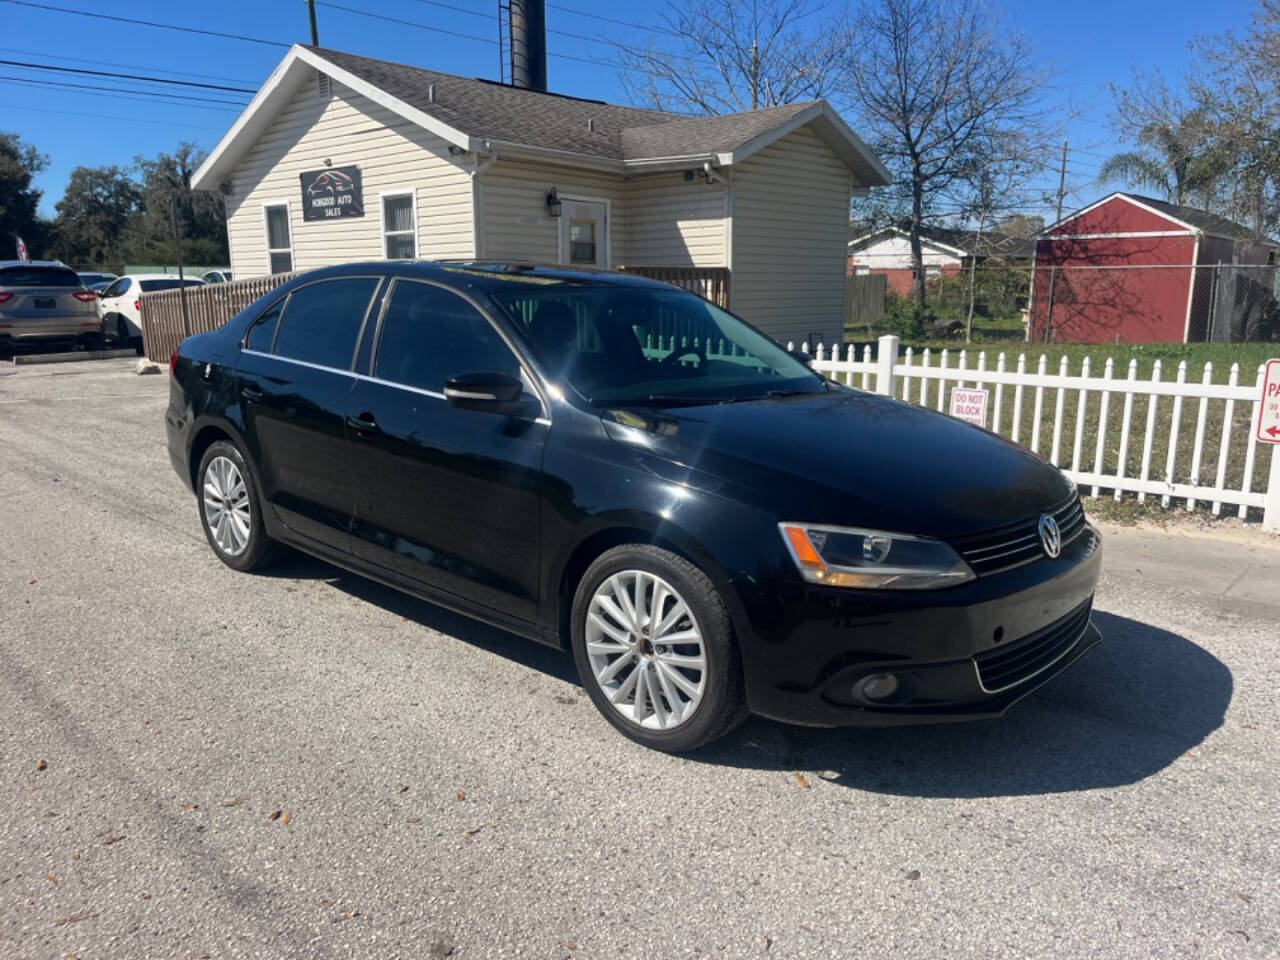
left=1, top=358, right=1277, bottom=960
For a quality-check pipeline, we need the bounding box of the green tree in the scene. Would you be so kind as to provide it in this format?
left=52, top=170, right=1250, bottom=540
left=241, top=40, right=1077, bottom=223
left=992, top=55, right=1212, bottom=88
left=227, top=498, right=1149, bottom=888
left=51, top=165, right=140, bottom=270
left=0, top=132, right=50, bottom=259
left=121, top=143, right=228, bottom=266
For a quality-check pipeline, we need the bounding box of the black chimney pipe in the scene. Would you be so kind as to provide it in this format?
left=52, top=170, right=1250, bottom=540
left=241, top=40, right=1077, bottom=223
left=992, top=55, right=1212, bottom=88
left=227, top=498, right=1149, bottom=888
left=509, top=0, right=547, bottom=92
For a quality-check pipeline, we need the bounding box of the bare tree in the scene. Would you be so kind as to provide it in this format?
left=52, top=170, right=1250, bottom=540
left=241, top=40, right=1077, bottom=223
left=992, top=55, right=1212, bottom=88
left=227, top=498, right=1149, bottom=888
left=845, top=0, right=1058, bottom=308
left=613, top=0, right=850, bottom=114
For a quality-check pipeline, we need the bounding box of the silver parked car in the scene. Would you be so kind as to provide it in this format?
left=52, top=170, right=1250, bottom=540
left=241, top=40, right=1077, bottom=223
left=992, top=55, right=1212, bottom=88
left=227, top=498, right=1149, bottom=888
left=0, top=261, right=100, bottom=349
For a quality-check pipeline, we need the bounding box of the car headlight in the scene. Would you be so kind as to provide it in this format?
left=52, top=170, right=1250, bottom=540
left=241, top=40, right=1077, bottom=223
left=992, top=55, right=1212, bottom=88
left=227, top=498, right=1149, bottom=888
left=778, top=523, right=974, bottom=590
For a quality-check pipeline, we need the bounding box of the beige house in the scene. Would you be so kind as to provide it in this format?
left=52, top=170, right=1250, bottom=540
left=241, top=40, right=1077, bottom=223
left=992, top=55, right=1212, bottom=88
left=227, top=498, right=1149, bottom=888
left=191, top=45, right=890, bottom=344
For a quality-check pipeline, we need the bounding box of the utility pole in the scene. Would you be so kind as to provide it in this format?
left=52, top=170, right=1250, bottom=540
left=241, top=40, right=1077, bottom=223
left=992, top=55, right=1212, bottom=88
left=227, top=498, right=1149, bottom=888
left=307, top=0, right=319, bottom=45
left=168, top=177, right=191, bottom=338
left=1054, top=141, right=1068, bottom=223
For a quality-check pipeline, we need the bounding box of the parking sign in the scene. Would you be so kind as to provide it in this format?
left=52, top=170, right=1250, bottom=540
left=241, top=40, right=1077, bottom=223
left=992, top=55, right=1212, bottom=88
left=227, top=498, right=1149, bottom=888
left=1258, top=359, right=1280, bottom=444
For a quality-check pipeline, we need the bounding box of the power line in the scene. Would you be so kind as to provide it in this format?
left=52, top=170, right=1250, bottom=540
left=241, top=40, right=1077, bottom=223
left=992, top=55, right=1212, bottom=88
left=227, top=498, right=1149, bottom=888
left=0, top=101, right=228, bottom=130
left=410, top=0, right=694, bottom=55
left=0, top=46, right=256, bottom=84
left=0, top=59, right=258, bottom=93
left=545, top=1, right=681, bottom=38
left=0, top=0, right=291, bottom=48
left=0, top=76, right=247, bottom=110
left=316, top=1, right=667, bottom=78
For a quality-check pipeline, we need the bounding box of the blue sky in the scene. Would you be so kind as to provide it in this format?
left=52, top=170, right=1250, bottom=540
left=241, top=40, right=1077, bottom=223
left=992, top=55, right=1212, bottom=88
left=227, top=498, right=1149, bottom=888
left=1, top=0, right=1260, bottom=220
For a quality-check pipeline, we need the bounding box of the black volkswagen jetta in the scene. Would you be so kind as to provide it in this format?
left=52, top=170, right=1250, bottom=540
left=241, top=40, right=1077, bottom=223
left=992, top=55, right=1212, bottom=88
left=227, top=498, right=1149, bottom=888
left=166, top=261, right=1101, bottom=751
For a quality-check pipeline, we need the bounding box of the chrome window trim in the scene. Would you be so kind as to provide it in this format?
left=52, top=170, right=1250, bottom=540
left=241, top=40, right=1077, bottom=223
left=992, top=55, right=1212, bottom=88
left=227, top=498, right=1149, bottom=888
left=240, top=348, right=355, bottom=378
left=369, top=276, right=551, bottom=422
left=354, top=372, right=445, bottom=400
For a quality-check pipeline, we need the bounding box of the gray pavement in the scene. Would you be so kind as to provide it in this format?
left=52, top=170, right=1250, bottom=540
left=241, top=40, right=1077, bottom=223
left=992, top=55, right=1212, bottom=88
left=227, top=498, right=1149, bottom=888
left=1, top=357, right=1277, bottom=960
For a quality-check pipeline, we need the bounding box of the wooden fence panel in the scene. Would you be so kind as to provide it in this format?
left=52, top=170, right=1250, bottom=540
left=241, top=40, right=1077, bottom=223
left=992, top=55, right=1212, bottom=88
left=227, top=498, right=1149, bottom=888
left=846, top=274, right=886, bottom=329
left=139, top=273, right=295, bottom=361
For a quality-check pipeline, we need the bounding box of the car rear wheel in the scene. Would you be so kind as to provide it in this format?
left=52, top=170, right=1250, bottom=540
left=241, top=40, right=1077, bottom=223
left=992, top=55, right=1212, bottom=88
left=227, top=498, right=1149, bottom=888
left=197, top=440, right=275, bottom=572
left=570, top=545, right=747, bottom=752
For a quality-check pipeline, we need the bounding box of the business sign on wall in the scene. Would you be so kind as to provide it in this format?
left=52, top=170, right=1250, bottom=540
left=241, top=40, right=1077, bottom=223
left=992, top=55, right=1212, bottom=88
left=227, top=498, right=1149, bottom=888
left=300, top=165, right=364, bottom=220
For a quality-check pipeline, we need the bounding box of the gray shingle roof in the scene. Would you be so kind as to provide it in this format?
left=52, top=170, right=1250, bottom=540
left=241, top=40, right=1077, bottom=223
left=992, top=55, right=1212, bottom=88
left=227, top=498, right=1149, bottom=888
left=310, top=47, right=819, bottom=163
left=1121, top=193, right=1273, bottom=243
left=619, top=102, right=818, bottom=160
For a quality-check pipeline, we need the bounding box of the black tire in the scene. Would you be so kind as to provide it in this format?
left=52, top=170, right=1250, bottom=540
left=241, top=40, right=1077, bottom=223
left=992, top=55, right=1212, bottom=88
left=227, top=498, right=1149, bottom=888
left=570, top=544, right=748, bottom=752
left=196, top=439, right=276, bottom=572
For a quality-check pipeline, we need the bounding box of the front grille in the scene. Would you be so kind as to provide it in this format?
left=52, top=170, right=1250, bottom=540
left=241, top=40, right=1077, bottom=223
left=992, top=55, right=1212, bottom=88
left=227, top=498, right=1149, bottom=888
left=950, top=492, right=1086, bottom=577
left=973, top=600, right=1092, bottom=692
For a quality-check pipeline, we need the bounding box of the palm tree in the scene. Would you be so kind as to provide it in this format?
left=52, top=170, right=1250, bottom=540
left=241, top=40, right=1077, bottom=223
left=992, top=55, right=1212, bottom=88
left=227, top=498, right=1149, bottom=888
left=1098, top=110, right=1223, bottom=207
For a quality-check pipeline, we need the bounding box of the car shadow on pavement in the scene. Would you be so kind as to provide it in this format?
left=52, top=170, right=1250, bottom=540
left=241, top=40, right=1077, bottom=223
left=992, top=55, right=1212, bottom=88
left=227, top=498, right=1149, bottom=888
left=263, top=551, right=580, bottom=685
left=692, top=611, right=1233, bottom=797
left=258, top=556, right=1231, bottom=797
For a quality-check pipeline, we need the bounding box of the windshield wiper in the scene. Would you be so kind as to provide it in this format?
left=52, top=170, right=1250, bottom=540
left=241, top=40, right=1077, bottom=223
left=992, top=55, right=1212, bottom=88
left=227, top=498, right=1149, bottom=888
left=643, top=394, right=717, bottom=407
left=717, top=389, right=817, bottom=404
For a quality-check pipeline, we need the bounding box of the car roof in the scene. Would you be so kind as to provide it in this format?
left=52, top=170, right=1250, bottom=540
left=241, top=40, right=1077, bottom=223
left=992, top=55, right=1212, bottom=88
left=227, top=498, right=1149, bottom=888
left=120, top=273, right=206, bottom=282
left=0, top=259, right=72, bottom=269
left=290, top=260, right=672, bottom=296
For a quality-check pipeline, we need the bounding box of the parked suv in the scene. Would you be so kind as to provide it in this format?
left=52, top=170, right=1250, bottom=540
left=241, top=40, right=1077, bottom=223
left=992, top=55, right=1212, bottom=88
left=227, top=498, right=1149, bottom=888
left=99, top=274, right=205, bottom=346
left=166, top=261, right=1102, bottom=751
left=0, top=261, right=101, bottom=349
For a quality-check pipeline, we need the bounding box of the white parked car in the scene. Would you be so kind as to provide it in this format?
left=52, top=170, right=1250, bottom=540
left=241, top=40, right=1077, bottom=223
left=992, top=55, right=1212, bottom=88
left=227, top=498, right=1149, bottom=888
left=98, top=274, right=205, bottom=345
left=201, top=269, right=233, bottom=284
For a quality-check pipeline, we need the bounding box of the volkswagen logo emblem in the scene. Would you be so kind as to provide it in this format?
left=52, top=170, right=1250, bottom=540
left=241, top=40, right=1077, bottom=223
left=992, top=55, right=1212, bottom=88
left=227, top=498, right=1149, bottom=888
left=1038, top=513, right=1062, bottom=559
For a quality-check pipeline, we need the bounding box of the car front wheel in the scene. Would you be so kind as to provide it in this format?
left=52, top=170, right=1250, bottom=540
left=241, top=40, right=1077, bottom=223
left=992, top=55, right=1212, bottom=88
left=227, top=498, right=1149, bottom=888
left=196, top=440, right=275, bottom=572
left=570, top=545, right=748, bottom=752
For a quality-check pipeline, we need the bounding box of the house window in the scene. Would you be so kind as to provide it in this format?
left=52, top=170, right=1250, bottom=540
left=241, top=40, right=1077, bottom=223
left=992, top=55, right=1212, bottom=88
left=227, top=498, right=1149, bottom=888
left=569, top=220, right=596, bottom=264
left=264, top=204, right=293, bottom=274
left=382, top=191, right=416, bottom=259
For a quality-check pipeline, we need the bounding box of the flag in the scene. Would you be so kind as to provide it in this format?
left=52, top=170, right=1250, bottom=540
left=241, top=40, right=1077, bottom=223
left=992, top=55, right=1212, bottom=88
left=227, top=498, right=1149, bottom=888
left=15, top=235, right=28, bottom=261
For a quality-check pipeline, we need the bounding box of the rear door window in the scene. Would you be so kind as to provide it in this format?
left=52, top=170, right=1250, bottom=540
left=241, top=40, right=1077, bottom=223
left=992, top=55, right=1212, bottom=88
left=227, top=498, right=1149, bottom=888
left=271, top=277, right=380, bottom=369
left=373, top=281, right=520, bottom=393
left=245, top=297, right=287, bottom=353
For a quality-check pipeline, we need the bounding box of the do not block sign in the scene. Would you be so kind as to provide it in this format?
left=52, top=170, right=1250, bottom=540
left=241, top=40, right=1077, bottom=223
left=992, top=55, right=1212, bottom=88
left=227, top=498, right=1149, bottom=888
left=1258, top=358, right=1280, bottom=444
left=949, top=387, right=989, bottom=428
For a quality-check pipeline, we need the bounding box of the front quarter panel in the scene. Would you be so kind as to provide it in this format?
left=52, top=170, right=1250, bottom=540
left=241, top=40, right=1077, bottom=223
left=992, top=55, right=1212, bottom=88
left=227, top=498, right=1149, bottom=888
left=539, top=405, right=791, bottom=642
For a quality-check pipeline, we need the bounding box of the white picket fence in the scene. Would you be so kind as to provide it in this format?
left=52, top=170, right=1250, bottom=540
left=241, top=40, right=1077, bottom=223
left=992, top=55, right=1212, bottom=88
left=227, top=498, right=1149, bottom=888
left=787, top=335, right=1280, bottom=529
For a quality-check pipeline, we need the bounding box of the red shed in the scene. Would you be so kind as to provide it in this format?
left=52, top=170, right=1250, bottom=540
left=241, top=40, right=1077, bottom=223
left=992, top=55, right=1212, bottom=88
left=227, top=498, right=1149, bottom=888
left=1029, top=193, right=1277, bottom=343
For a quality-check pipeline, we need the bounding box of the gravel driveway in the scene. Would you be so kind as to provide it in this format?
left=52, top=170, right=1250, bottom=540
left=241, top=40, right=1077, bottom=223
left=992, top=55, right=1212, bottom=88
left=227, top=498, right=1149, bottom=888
left=1, top=358, right=1276, bottom=959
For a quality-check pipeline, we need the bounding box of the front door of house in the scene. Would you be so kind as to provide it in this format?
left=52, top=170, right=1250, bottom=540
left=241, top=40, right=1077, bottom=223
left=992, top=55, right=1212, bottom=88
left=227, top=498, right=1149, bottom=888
left=559, top=199, right=608, bottom=268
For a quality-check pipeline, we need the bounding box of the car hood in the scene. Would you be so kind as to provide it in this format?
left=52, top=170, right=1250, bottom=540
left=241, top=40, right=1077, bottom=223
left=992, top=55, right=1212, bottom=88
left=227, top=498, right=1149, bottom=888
left=600, top=388, right=1074, bottom=539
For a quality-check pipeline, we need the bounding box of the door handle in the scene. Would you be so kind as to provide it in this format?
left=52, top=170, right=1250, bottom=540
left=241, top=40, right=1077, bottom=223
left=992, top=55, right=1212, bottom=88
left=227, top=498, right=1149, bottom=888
left=346, top=412, right=379, bottom=433
left=240, top=385, right=263, bottom=402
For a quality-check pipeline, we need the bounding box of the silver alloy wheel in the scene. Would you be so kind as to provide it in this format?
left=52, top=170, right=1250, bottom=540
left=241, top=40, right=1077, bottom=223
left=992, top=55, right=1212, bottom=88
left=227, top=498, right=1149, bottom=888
left=202, top=455, right=251, bottom=557
left=585, top=570, right=706, bottom=730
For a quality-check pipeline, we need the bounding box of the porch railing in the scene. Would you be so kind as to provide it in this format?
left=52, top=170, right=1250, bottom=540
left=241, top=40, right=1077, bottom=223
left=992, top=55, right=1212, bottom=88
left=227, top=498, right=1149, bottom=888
left=618, top=265, right=730, bottom=307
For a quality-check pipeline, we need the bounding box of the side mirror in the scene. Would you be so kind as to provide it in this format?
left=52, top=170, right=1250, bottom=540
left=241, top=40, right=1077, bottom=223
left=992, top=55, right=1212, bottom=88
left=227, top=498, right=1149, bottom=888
left=788, top=348, right=812, bottom=365
left=443, top=370, right=529, bottom=414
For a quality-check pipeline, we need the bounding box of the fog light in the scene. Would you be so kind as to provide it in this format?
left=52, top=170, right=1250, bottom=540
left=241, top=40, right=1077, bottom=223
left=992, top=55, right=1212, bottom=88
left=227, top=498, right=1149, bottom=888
left=860, top=673, right=900, bottom=701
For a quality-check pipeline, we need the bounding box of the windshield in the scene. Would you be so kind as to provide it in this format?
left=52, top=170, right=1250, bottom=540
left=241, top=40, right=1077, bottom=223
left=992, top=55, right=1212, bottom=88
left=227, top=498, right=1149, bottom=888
left=139, top=278, right=203, bottom=292
left=489, top=285, right=823, bottom=407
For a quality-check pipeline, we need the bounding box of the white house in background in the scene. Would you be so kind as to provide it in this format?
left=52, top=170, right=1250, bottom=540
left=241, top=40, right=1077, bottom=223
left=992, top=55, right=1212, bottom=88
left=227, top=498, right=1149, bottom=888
left=190, top=45, right=891, bottom=344
left=846, top=226, right=967, bottom=296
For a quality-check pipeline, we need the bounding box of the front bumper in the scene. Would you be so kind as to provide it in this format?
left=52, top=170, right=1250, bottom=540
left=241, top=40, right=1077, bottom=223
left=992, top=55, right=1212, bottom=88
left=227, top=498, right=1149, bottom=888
left=726, top=523, right=1103, bottom=726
